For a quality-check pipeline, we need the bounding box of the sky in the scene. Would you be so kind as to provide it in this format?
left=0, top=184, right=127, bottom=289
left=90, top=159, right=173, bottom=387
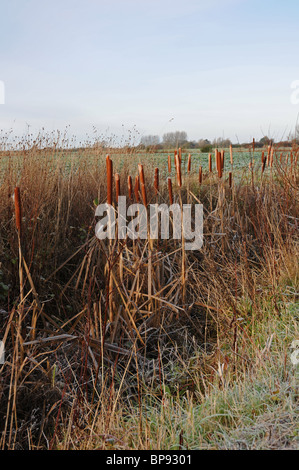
left=1, top=0, right=299, bottom=144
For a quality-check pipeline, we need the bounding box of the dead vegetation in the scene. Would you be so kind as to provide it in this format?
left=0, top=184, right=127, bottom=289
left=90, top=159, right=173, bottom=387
left=0, top=132, right=298, bottom=449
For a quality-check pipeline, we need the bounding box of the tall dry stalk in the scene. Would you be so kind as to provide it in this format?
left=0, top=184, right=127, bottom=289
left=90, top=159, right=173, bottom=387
left=14, top=187, right=24, bottom=304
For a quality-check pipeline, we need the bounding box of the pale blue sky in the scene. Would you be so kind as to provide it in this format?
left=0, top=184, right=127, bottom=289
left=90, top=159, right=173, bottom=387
left=1, top=0, right=299, bottom=143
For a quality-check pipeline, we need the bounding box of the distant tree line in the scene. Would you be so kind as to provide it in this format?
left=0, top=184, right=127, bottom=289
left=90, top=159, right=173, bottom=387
left=139, top=132, right=295, bottom=151
left=140, top=131, right=232, bottom=151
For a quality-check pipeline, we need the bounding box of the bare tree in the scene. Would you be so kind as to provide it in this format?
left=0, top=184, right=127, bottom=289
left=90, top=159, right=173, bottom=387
left=212, top=137, right=232, bottom=148
left=162, top=131, right=188, bottom=147
left=140, top=135, right=160, bottom=147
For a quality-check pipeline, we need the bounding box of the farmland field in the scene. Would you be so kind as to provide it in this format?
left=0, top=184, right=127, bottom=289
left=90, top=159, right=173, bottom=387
left=0, top=139, right=298, bottom=450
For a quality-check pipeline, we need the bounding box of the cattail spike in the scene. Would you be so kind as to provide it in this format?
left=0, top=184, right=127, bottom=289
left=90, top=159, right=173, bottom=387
left=175, top=154, right=182, bottom=187
left=216, top=151, right=222, bottom=178
left=199, top=166, right=202, bottom=185
left=106, top=155, right=113, bottom=205
left=128, top=176, right=133, bottom=200
left=115, top=173, right=120, bottom=201
left=154, top=168, right=159, bottom=195
left=138, top=164, right=147, bottom=206
left=187, top=154, right=191, bottom=173
left=230, top=145, right=233, bottom=165
left=168, top=178, right=173, bottom=205
left=209, top=153, right=212, bottom=172
left=262, top=153, right=267, bottom=174
left=267, top=145, right=271, bottom=166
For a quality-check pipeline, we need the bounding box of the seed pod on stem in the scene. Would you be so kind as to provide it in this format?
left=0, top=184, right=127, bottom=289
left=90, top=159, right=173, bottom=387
left=138, top=164, right=147, bottom=207
left=168, top=178, right=173, bottom=205
left=106, top=155, right=113, bottom=205
left=229, top=171, right=232, bottom=188
left=267, top=145, right=271, bottom=166
left=175, top=154, right=182, bottom=187
left=209, top=153, right=212, bottom=172
left=154, top=168, right=159, bottom=195
left=220, top=150, right=225, bottom=173
left=187, top=154, right=191, bottom=173
left=230, top=145, right=233, bottom=165
left=128, top=175, right=133, bottom=200
left=115, top=173, right=120, bottom=201
left=216, top=151, right=222, bottom=178
left=262, top=153, right=267, bottom=174
left=199, top=166, right=202, bottom=185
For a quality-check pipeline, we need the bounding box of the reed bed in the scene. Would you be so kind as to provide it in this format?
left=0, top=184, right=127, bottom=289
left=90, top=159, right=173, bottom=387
left=0, top=133, right=298, bottom=449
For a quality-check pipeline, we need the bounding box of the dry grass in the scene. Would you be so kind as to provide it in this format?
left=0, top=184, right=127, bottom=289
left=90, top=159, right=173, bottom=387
left=0, top=132, right=298, bottom=450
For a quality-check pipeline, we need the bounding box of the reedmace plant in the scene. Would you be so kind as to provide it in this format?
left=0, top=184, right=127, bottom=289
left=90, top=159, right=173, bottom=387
left=95, top=196, right=203, bottom=251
